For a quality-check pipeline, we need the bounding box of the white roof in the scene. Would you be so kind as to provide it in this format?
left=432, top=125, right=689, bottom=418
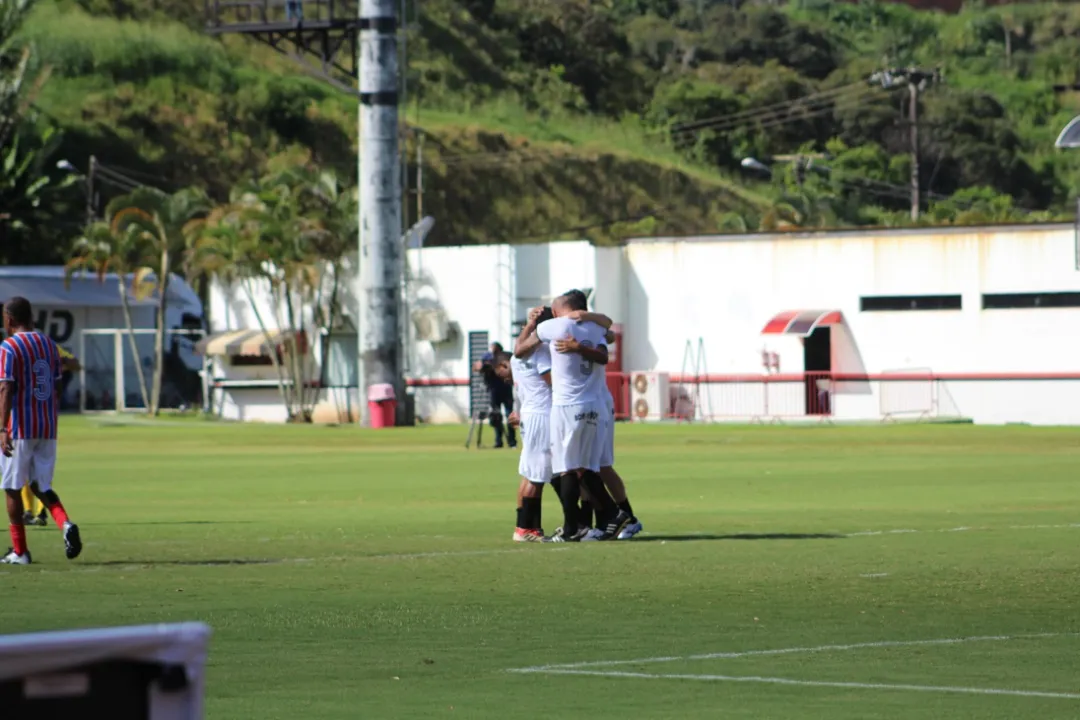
left=0, top=266, right=202, bottom=315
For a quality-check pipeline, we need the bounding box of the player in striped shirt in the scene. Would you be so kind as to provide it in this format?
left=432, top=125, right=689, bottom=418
left=0, top=297, right=82, bottom=565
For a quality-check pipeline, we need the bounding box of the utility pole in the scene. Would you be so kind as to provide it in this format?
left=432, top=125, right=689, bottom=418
left=86, top=155, right=97, bottom=225
left=359, top=0, right=404, bottom=425
left=416, top=130, right=424, bottom=222
left=869, top=68, right=940, bottom=221
left=908, top=81, right=919, bottom=221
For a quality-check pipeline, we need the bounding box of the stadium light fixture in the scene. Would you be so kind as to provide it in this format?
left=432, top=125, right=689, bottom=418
left=740, top=157, right=772, bottom=175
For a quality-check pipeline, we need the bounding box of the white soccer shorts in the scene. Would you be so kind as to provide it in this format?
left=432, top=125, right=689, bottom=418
left=0, top=439, right=58, bottom=492
left=599, top=402, right=615, bottom=469
left=518, top=411, right=552, bottom=484
left=550, top=402, right=604, bottom=474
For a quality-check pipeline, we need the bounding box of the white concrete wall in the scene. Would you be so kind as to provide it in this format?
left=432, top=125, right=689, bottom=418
left=625, top=224, right=1080, bottom=425
left=207, top=223, right=1080, bottom=425
left=406, top=241, right=597, bottom=422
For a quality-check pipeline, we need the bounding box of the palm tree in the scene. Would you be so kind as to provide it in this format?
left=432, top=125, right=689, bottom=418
left=188, top=209, right=299, bottom=417
left=108, top=187, right=209, bottom=415
left=65, top=221, right=153, bottom=412
left=292, top=167, right=356, bottom=413
left=189, top=165, right=354, bottom=422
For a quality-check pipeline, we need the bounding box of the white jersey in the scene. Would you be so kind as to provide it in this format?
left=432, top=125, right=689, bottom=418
left=511, top=344, right=552, bottom=415
left=536, top=317, right=609, bottom=407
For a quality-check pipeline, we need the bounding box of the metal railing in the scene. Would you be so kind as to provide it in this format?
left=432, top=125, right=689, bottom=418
left=205, top=0, right=358, bottom=28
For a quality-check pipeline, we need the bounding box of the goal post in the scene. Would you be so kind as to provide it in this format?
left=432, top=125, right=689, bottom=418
left=77, top=328, right=206, bottom=414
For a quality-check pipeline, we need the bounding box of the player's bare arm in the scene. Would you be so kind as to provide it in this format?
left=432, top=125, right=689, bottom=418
left=554, top=336, right=609, bottom=365
left=513, top=306, right=545, bottom=358
left=0, top=379, right=12, bottom=457
left=566, top=310, right=614, bottom=330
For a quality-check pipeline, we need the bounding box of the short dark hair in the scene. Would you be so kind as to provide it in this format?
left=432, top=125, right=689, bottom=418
left=492, top=342, right=504, bottom=352
left=561, top=289, right=588, bottom=311
left=3, top=296, right=32, bottom=327
left=538, top=306, right=554, bottom=324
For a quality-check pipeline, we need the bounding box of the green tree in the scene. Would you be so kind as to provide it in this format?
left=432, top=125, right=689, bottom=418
left=107, top=187, right=210, bottom=415
left=65, top=220, right=154, bottom=412
left=0, top=0, right=77, bottom=264
left=191, top=164, right=353, bottom=422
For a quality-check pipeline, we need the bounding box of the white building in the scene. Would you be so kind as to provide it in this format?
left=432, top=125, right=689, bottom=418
left=204, top=222, right=1080, bottom=426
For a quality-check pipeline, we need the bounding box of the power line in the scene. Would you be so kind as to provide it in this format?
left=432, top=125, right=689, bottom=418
left=666, top=82, right=879, bottom=138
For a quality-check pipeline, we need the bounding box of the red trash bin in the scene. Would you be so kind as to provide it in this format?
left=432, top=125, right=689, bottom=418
left=367, top=383, right=397, bottom=428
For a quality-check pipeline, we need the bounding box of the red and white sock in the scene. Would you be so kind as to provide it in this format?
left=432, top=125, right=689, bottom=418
left=47, top=502, right=69, bottom=527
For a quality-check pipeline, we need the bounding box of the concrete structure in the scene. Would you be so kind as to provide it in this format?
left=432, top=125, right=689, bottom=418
left=358, top=0, right=404, bottom=424
left=205, top=222, right=1080, bottom=426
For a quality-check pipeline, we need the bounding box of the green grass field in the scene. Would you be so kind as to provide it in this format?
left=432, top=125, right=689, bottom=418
left=2, top=419, right=1079, bottom=718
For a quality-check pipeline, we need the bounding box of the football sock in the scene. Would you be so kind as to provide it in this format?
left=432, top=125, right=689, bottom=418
left=46, top=501, right=69, bottom=527
left=515, top=507, right=525, bottom=529
left=20, top=487, right=33, bottom=516
left=618, top=499, right=635, bottom=518
left=550, top=475, right=563, bottom=496
left=522, top=496, right=542, bottom=530
left=9, top=525, right=26, bottom=556
left=557, top=474, right=580, bottom=533
left=581, top=472, right=616, bottom=513
left=578, top=500, right=595, bottom=529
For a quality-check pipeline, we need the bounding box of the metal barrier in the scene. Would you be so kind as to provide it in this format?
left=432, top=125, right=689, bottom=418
left=607, top=371, right=837, bottom=423
left=604, top=371, right=975, bottom=424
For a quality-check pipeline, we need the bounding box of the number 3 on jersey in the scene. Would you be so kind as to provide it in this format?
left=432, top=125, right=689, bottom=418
left=32, top=358, right=53, bottom=401
left=579, top=340, right=594, bottom=376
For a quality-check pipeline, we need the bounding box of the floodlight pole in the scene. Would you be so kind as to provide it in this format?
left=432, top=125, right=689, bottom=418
left=358, top=0, right=404, bottom=425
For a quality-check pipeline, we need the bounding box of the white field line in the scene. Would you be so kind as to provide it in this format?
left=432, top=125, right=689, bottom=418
left=510, top=633, right=1072, bottom=672
left=525, top=668, right=1080, bottom=700
left=845, top=523, right=1080, bottom=537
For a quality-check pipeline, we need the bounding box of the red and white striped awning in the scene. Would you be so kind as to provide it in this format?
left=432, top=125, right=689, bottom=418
left=761, top=309, right=843, bottom=337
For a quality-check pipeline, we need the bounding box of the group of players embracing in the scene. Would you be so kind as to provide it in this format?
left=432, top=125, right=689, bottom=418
left=502, top=289, right=642, bottom=543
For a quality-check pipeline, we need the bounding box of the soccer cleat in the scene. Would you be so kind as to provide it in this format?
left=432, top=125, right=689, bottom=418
left=23, top=511, right=47, bottom=527
left=580, top=528, right=607, bottom=542
left=0, top=548, right=31, bottom=565
left=603, top=510, right=632, bottom=540
left=542, top=527, right=580, bottom=543
left=513, top=528, right=544, bottom=543
left=617, top=519, right=643, bottom=540
left=63, top=522, right=82, bottom=560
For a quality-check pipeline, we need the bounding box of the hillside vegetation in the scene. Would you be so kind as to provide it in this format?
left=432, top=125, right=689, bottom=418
left=7, top=0, right=1080, bottom=263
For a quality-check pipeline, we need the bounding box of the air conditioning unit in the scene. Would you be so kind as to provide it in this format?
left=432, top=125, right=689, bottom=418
left=412, top=308, right=452, bottom=343
left=629, top=371, right=670, bottom=422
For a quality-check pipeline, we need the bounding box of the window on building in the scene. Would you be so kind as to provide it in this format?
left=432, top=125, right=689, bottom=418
left=860, top=295, right=962, bottom=312
left=322, top=332, right=358, bottom=388
left=981, top=292, right=1080, bottom=309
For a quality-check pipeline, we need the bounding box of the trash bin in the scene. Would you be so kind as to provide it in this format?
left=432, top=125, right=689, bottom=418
left=367, top=383, right=397, bottom=428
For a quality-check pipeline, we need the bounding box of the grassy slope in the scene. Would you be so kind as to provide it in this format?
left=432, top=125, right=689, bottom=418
left=3, top=420, right=1078, bottom=718
left=24, top=2, right=767, bottom=246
